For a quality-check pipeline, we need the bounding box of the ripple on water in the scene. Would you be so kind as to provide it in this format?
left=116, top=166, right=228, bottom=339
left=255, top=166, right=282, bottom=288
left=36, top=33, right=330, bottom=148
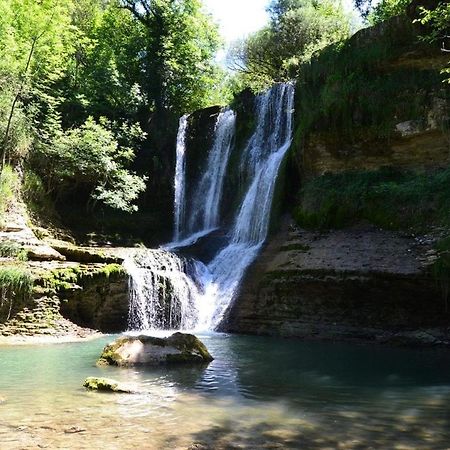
left=2, top=334, right=450, bottom=449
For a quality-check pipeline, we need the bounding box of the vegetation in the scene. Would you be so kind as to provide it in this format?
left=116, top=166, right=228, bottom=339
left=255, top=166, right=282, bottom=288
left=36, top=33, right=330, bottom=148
left=294, top=13, right=445, bottom=142
left=0, top=0, right=226, bottom=215
left=0, top=165, right=20, bottom=227
left=417, top=2, right=450, bottom=83
left=228, top=0, right=351, bottom=89
left=0, top=240, right=28, bottom=261
left=0, top=265, right=33, bottom=319
left=294, top=168, right=450, bottom=231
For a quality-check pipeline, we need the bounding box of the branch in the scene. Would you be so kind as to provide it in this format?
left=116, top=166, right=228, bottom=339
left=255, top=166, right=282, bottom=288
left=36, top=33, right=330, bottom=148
left=118, top=0, right=154, bottom=24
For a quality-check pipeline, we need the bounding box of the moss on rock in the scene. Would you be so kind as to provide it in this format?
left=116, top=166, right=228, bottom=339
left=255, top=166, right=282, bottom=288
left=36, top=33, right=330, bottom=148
left=83, top=377, right=134, bottom=393
left=97, top=332, right=214, bottom=367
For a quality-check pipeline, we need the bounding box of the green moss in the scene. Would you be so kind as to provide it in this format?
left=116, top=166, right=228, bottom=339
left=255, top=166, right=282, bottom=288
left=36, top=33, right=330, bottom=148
left=294, top=16, right=447, bottom=149
left=0, top=165, right=20, bottom=229
left=83, top=377, right=132, bottom=393
left=37, top=263, right=124, bottom=295
left=294, top=167, right=450, bottom=231
left=0, top=265, right=33, bottom=322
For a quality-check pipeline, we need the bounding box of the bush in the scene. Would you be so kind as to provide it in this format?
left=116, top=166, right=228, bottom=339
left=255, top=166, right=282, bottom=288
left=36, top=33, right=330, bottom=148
left=33, top=117, right=147, bottom=212
left=0, top=240, right=27, bottom=261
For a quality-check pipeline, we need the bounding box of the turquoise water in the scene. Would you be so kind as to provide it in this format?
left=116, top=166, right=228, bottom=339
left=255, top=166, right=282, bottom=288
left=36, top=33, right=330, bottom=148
left=1, top=334, right=450, bottom=449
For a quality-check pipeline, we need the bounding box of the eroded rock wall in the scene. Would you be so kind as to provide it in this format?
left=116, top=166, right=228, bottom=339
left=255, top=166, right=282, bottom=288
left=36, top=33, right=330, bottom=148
left=224, top=220, right=447, bottom=344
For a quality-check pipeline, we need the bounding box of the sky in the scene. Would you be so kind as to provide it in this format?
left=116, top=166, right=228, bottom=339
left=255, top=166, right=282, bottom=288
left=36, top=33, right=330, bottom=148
left=203, top=0, right=359, bottom=46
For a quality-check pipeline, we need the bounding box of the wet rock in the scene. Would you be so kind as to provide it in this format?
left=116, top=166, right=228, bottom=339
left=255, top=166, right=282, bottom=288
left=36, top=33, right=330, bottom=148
left=97, top=332, right=214, bottom=367
left=83, top=377, right=134, bottom=393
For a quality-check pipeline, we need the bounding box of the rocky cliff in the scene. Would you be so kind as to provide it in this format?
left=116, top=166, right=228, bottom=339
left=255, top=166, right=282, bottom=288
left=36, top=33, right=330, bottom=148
left=225, top=219, right=448, bottom=345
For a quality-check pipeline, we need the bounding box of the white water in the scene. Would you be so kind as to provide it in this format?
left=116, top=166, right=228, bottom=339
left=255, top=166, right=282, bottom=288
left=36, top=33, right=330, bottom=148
left=197, top=83, right=295, bottom=329
left=125, top=83, right=295, bottom=331
left=124, top=249, right=207, bottom=331
left=173, top=114, right=189, bottom=242
left=186, top=108, right=236, bottom=236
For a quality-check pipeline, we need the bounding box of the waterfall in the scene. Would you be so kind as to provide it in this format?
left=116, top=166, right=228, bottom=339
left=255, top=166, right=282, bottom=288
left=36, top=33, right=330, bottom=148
left=170, top=108, right=236, bottom=247
left=126, top=83, right=295, bottom=331
left=198, top=82, right=295, bottom=329
left=173, top=114, right=188, bottom=242
left=187, top=109, right=236, bottom=236
left=123, top=249, right=207, bottom=331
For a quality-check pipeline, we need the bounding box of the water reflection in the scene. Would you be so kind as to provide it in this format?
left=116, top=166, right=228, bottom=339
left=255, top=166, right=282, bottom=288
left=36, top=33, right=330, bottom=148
left=1, top=334, right=450, bottom=448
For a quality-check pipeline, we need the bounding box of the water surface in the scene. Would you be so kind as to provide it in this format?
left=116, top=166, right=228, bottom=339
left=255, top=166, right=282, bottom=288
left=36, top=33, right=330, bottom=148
left=1, top=334, right=450, bottom=449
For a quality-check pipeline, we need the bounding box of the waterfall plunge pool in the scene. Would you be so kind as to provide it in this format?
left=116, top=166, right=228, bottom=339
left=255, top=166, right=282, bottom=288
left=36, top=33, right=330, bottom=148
left=1, top=333, right=450, bottom=449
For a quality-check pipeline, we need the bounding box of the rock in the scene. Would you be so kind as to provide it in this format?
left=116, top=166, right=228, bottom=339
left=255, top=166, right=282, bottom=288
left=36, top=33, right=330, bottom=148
left=83, top=377, right=134, bottom=393
left=97, top=332, right=214, bottom=367
left=26, top=245, right=66, bottom=261
left=395, top=120, right=423, bottom=137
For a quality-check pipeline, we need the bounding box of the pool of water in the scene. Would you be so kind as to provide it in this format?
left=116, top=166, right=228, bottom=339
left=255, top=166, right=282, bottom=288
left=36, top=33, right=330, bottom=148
left=1, top=334, right=450, bottom=449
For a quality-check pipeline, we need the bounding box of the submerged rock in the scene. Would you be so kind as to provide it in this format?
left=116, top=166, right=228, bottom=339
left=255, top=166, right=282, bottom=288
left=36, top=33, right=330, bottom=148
left=83, top=377, right=134, bottom=393
left=97, top=332, right=214, bottom=367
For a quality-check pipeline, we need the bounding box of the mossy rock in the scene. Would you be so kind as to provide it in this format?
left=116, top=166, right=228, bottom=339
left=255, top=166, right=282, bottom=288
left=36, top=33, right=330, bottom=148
left=83, top=377, right=134, bottom=393
left=97, top=332, right=214, bottom=367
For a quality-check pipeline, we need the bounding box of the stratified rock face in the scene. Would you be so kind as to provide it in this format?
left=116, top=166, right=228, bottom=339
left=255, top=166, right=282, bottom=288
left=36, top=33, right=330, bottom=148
left=223, top=220, right=446, bottom=344
left=83, top=377, right=134, bottom=393
left=98, top=332, right=214, bottom=367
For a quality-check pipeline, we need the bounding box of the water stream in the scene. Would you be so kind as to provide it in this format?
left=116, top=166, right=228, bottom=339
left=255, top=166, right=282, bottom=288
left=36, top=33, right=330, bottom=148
left=126, top=83, right=295, bottom=332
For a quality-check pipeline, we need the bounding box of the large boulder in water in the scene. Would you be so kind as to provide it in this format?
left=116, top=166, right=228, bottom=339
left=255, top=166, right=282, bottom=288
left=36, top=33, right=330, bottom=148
left=97, top=332, right=214, bottom=367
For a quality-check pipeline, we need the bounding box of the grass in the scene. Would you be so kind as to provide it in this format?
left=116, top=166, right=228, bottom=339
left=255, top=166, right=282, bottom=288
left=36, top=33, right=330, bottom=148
left=0, top=240, right=28, bottom=261
left=294, top=167, right=450, bottom=231
left=0, top=165, right=20, bottom=228
left=0, top=265, right=33, bottom=320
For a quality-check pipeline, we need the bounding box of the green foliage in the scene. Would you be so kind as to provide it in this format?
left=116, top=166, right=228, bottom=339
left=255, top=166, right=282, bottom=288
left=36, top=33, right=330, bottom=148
left=0, top=0, right=227, bottom=220
left=417, top=3, right=450, bottom=83
left=33, top=117, right=147, bottom=212
left=118, top=0, right=223, bottom=114
left=294, top=168, right=450, bottom=231
left=0, top=241, right=28, bottom=261
left=368, top=0, right=410, bottom=25
left=0, top=265, right=33, bottom=313
left=229, top=0, right=351, bottom=88
left=0, top=165, right=20, bottom=227
left=295, top=16, right=444, bottom=142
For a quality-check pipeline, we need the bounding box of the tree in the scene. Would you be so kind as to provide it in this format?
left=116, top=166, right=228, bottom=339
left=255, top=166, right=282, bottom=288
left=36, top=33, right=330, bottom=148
left=118, top=0, right=221, bottom=115
left=417, top=2, right=450, bottom=82
left=33, top=117, right=147, bottom=212
left=0, top=0, right=74, bottom=174
left=229, top=0, right=350, bottom=86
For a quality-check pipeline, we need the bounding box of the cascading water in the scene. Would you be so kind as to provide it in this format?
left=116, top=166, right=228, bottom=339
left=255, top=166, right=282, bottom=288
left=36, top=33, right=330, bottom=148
left=187, top=108, right=236, bottom=236
left=173, top=114, right=189, bottom=242
left=124, top=83, right=294, bottom=331
left=124, top=249, right=207, bottom=331
left=168, top=108, right=236, bottom=248
left=197, top=83, right=295, bottom=329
